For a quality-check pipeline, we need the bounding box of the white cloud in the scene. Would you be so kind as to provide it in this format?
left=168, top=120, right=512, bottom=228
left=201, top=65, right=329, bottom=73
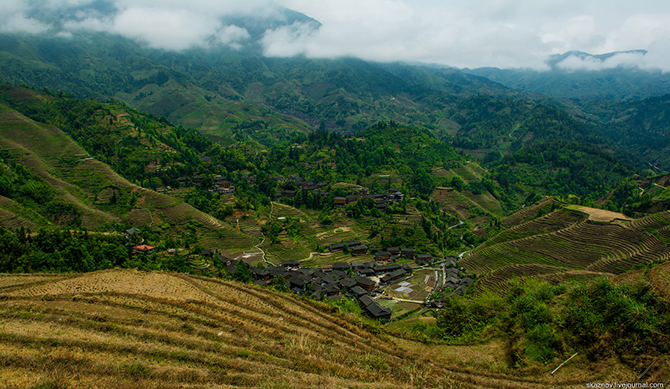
left=557, top=52, right=646, bottom=71
left=1, top=0, right=669, bottom=70
left=0, top=12, right=51, bottom=34
left=214, top=25, right=251, bottom=49
left=111, top=6, right=222, bottom=50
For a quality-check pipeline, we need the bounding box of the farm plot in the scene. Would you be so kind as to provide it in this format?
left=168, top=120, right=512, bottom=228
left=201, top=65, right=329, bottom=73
left=463, top=217, right=670, bottom=277
left=384, top=269, right=437, bottom=301
left=0, top=269, right=455, bottom=389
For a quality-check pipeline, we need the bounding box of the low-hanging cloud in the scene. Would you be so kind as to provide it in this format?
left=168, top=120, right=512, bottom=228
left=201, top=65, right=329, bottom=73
left=0, top=0, right=257, bottom=51
left=1, top=0, right=670, bottom=71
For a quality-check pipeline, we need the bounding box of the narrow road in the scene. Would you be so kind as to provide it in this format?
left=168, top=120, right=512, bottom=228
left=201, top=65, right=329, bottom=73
left=447, top=220, right=464, bottom=230
left=234, top=201, right=274, bottom=266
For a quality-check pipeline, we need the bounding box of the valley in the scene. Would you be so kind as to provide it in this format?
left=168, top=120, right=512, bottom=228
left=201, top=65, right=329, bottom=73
left=0, top=3, right=670, bottom=385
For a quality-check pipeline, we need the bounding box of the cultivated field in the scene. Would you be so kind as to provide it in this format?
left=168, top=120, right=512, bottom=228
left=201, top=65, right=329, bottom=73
left=465, top=206, right=670, bottom=291
left=0, top=270, right=633, bottom=388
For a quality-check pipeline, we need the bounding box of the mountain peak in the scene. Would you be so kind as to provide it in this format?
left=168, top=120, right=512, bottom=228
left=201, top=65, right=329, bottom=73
left=547, top=49, right=648, bottom=69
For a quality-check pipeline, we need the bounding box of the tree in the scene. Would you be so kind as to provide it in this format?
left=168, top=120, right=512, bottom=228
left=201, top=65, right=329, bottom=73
left=232, top=261, right=253, bottom=283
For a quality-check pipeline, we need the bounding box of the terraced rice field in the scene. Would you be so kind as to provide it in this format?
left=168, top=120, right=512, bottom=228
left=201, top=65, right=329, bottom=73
left=500, top=198, right=564, bottom=228
left=465, top=209, right=670, bottom=287
left=475, top=264, right=565, bottom=294
left=482, top=209, right=587, bottom=248
left=0, top=270, right=613, bottom=388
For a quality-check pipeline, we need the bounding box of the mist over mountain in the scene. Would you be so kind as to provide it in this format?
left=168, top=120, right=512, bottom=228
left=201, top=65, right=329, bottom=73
left=464, top=50, right=670, bottom=101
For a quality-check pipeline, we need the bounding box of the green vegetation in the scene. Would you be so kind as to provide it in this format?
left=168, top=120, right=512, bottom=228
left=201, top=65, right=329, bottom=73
left=410, top=277, right=670, bottom=367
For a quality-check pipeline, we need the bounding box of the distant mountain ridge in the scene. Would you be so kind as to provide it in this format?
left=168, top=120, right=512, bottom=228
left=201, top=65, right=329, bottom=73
left=546, top=49, right=648, bottom=69
left=464, top=50, right=670, bottom=101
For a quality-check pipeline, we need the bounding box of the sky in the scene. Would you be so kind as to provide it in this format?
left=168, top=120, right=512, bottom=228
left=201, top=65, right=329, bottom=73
left=1, top=0, right=670, bottom=70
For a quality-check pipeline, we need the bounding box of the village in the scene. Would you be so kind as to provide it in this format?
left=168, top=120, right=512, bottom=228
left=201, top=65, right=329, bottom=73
left=124, top=170, right=476, bottom=320
left=215, top=243, right=475, bottom=320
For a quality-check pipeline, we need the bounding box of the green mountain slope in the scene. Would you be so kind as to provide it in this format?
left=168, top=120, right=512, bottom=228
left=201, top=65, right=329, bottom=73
left=0, top=86, right=256, bottom=250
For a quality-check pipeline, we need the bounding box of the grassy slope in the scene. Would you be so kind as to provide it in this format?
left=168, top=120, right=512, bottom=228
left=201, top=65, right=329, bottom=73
left=0, top=270, right=637, bottom=388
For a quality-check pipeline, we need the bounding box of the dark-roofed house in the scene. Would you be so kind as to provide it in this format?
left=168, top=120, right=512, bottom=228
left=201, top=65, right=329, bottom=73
left=281, top=260, right=300, bottom=268
left=200, top=249, right=214, bottom=257
left=281, top=190, right=296, bottom=198
left=381, top=269, right=407, bottom=284
left=324, top=284, right=340, bottom=296
left=366, top=303, right=392, bottom=320
left=333, top=197, right=346, bottom=207
left=375, top=200, right=388, bottom=210
left=358, top=295, right=391, bottom=320
left=252, top=268, right=270, bottom=281
left=268, top=267, right=290, bottom=279
left=377, top=264, right=401, bottom=274
left=359, top=295, right=375, bottom=307
left=329, top=242, right=345, bottom=252
left=416, top=254, right=433, bottom=264
left=355, top=276, right=376, bottom=291
left=455, top=284, right=468, bottom=295
left=401, top=248, right=416, bottom=259
left=351, top=262, right=364, bottom=271
left=350, top=286, right=368, bottom=298
left=125, top=227, right=141, bottom=236
left=375, top=251, right=391, bottom=261
left=332, top=262, right=350, bottom=271
left=346, top=195, right=359, bottom=204
left=359, top=268, right=375, bottom=277
left=351, top=245, right=368, bottom=256
left=288, top=274, right=311, bottom=290
left=387, top=247, right=400, bottom=256
left=340, top=277, right=357, bottom=289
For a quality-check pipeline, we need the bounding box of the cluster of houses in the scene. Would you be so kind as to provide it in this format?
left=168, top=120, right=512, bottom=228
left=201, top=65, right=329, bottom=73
left=442, top=266, right=475, bottom=295
left=275, top=175, right=329, bottom=199
left=328, top=241, right=435, bottom=265
left=333, top=187, right=404, bottom=210
left=217, top=255, right=415, bottom=320
left=174, top=174, right=254, bottom=195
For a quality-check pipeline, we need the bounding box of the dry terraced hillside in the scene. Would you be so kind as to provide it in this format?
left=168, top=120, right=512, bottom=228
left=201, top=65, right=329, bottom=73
left=0, top=270, right=631, bottom=389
